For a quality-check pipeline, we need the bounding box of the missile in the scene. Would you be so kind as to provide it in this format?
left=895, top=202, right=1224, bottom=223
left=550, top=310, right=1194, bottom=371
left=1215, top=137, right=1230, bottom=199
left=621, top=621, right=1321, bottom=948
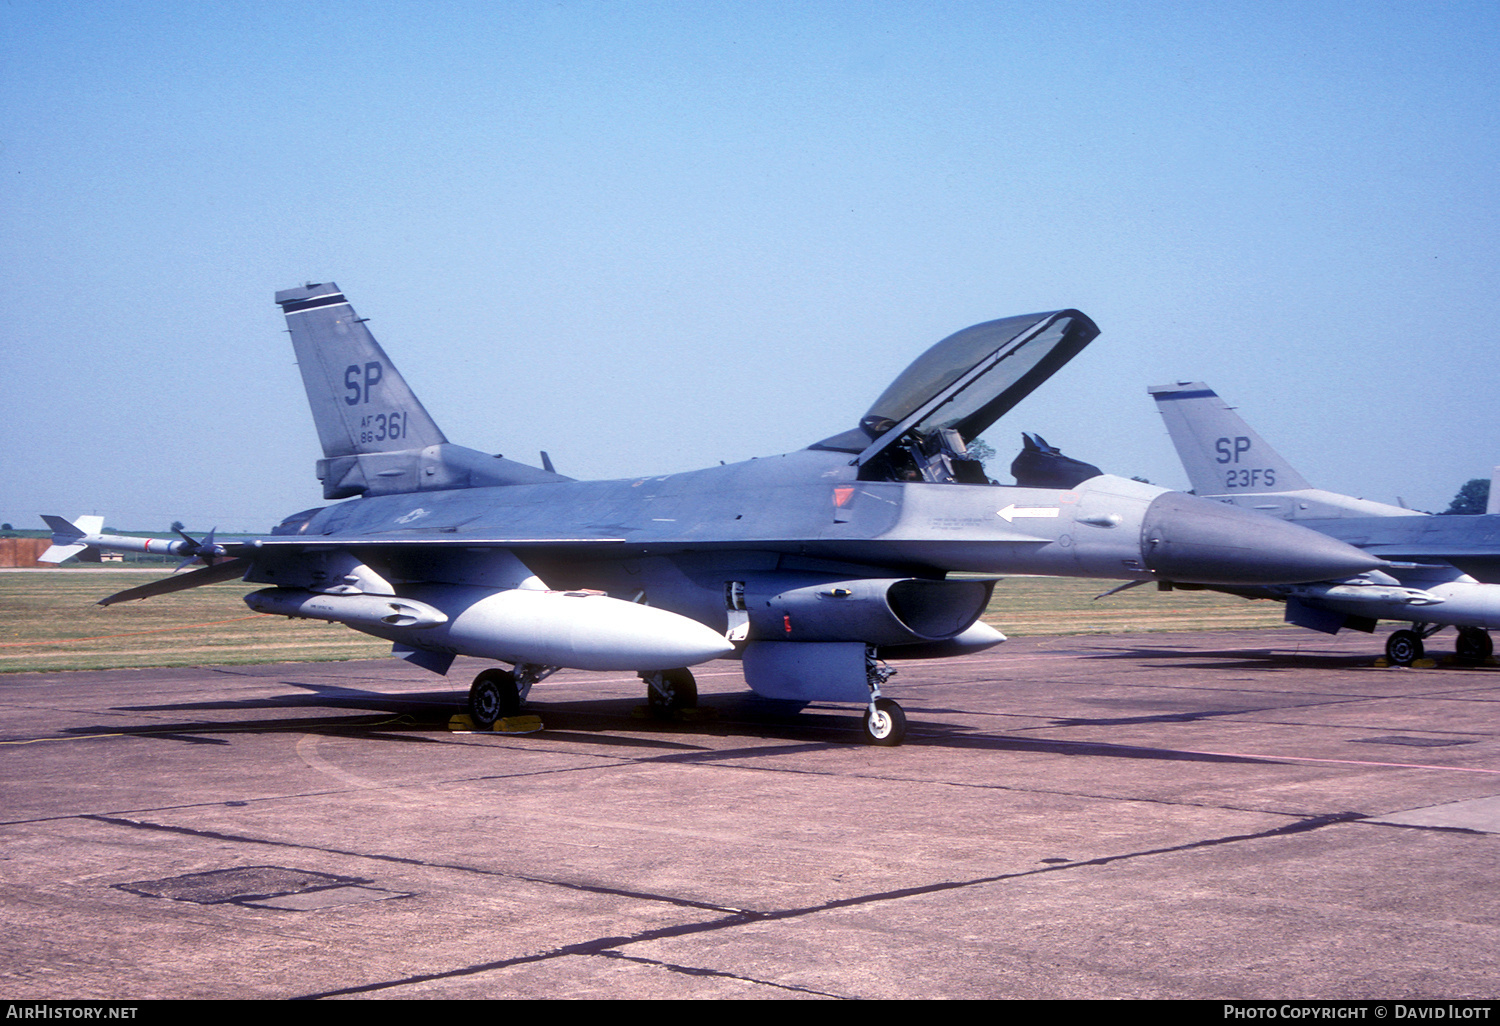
left=39, top=515, right=228, bottom=566
left=249, top=584, right=736, bottom=673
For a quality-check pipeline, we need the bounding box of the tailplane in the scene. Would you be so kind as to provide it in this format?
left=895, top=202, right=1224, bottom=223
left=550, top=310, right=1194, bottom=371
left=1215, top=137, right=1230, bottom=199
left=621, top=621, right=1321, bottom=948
left=276, top=283, right=569, bottom=498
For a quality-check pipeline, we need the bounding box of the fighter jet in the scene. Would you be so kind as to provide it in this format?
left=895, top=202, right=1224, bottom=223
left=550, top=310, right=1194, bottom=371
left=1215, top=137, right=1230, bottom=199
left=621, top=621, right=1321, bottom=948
left=40, top=285, right=1382, bottom=745
left=1149, top=381, right=1500, bottom=666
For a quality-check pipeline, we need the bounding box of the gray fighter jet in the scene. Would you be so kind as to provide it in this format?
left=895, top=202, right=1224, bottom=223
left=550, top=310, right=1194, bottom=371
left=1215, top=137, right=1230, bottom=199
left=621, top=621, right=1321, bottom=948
left=40, top=285, right=1382, bottom=745
left=1149, top=382, right=1500, bottom=666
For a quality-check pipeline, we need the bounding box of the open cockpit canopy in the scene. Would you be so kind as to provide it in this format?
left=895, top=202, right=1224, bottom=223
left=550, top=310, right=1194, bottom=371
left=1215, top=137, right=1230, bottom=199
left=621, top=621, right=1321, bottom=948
left=812, top=310, right=1099, bottom=483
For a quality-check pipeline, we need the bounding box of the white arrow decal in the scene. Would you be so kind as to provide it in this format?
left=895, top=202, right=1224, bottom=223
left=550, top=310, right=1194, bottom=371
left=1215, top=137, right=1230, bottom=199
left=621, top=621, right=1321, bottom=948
left=997, top=504, right=1060, bottom=523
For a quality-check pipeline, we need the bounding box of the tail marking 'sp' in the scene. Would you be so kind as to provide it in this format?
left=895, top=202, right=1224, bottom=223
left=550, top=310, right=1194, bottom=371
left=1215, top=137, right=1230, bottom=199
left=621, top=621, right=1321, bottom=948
left=275, top=282, right=570, bottom=500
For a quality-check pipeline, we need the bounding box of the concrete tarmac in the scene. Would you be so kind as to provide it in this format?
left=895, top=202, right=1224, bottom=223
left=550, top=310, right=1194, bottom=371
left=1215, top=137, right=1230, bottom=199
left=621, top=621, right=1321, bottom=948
left=1, top=628, right=1496, bottom=1000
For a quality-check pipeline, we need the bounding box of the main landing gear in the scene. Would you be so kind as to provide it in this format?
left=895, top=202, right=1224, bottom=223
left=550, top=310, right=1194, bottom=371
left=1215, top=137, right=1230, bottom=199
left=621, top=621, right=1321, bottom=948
left=467, top=664, right=556, bottom=728
left=468, top=669, right=520, bottom=729
left=1455, top=627, right=1494, bottom=665
left=1385, top=625, right=1493, bottom=667
left=1384, top=629, right=1425, bottom=667
left=639, top=668, right=698, bottom=716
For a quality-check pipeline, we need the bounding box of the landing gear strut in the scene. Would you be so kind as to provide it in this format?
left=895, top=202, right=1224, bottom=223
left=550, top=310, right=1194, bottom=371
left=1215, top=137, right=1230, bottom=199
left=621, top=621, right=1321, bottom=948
left=861, top=648, right=906, bottom=746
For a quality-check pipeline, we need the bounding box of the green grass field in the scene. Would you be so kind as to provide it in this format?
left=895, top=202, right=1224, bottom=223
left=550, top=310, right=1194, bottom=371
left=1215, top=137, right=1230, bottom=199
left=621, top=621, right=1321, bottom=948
left=0, top=569, right=1286, bottom=674
left=973, top=575, right=1285, bottom=636
left=0, top=571, right=390, bottom=673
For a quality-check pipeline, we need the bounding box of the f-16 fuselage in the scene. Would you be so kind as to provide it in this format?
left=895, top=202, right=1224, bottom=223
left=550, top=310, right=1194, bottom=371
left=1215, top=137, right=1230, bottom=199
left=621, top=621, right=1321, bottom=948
left=261, top=451, right=1382, bottom=607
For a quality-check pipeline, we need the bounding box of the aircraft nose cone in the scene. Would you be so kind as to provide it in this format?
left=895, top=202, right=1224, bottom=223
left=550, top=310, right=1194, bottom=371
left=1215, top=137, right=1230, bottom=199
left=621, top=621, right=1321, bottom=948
left=1140, top=492, right=1384, bottom=585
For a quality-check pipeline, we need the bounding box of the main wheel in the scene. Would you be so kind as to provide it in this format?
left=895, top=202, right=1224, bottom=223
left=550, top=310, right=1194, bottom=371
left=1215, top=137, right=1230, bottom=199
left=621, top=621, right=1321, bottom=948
left=1385, top=630, right=1424, bottom=667
left=469, top=668, right=520, bottom=728
left=1455, top=628, right=1493, bottom=664
left=863, top=698, right=907, bottom=747
left=643, top=668, right=697, bottom=716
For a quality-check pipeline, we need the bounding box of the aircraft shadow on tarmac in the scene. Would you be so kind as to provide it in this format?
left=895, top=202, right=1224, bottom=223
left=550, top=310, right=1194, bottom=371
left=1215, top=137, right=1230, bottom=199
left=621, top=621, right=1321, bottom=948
left=1076, top=644, right=1388, bottom=672
left=113, top=679, right=472, bottom=715
left=66, top=681, right=1274, bottom=764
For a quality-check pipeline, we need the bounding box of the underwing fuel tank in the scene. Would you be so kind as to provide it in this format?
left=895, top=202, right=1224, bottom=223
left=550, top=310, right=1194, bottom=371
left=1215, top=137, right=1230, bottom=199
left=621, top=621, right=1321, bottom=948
left=247, top=585, right=736, bottom=672
left=1137, top=491, right=1384, bottom=585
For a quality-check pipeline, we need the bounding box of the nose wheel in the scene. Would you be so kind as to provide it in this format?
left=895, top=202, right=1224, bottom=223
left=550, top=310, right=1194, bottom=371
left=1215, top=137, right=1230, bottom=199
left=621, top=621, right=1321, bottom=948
left=863, top=697, right=907, bottom=746
left=860, top=647, right=906, bottom=745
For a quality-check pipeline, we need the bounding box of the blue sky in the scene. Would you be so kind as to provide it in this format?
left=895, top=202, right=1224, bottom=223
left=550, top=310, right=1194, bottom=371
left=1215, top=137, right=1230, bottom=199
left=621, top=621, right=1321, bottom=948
left=3, top=1, right=1497, bottom=531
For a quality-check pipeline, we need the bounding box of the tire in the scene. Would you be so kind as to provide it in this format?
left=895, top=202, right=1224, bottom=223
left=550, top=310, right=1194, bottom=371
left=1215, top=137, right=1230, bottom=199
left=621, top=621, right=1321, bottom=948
left=469, top=668, right=520, bottom=728
left=644, top=668, right=697, bottom=716
left=1385, top=630, right=1423, bottom=667
left=1455, top=628, right=1493, bottom=665
left=863, top=698, right=907, bottom=747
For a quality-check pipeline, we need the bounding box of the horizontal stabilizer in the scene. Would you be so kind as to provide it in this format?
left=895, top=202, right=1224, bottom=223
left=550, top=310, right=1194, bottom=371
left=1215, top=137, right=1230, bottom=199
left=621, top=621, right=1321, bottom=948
left=98, top=557, right=252, bottom=606
left=40, top=542, right=93, bottom=564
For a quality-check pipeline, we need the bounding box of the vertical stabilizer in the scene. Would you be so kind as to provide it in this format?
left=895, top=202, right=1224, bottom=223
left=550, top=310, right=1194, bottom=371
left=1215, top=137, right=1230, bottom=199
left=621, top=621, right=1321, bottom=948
left=276, top=282, right=570, bottom=499
left=276, top=282, right=447, bottom=459
left=1150, top=381, right=1414, bottom=520
left=1148, top=382, right=1312, bottom=497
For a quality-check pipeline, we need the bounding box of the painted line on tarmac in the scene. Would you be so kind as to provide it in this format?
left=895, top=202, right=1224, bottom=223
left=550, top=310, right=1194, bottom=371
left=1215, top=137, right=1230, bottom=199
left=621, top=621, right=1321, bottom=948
left=1187, top=749, right=1500, bottom=775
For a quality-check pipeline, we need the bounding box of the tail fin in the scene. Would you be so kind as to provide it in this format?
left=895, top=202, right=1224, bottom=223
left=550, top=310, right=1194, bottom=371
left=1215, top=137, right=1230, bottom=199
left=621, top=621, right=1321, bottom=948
left=1149, top=381, right=1415, bottom=520
left=1147, top=382, right=1312, bottom=497
left=38, top=514, right=104, bottom=563
left=276, top=283, right=447, bottom=459
left=276, top=283, right=569, bottom=498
